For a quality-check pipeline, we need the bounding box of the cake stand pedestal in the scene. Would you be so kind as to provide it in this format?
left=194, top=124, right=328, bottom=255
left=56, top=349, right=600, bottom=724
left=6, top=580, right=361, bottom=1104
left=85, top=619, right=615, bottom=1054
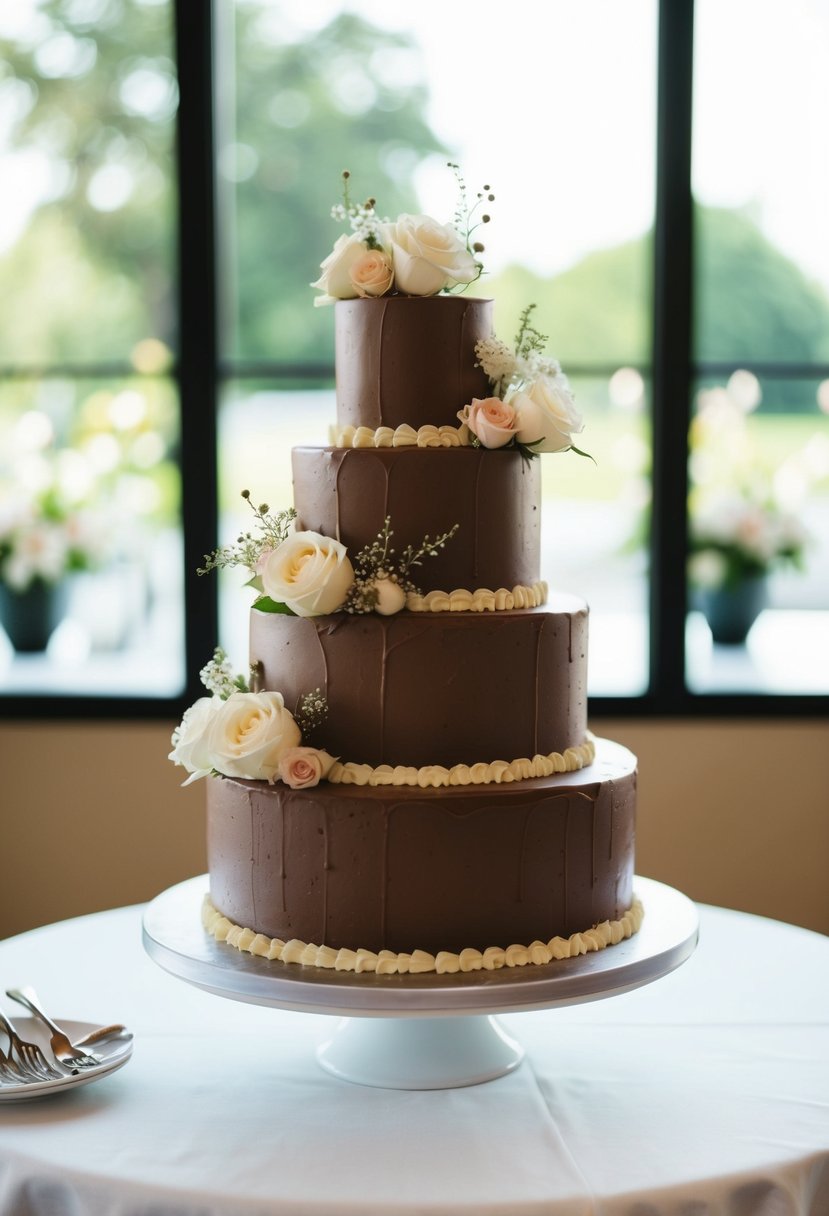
left=142, top=875, right=698, bottom=1090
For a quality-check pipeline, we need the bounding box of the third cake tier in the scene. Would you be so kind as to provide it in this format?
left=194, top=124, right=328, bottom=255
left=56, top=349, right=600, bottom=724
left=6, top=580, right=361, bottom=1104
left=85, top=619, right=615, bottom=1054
left=251, top=594, right=587, bottom=769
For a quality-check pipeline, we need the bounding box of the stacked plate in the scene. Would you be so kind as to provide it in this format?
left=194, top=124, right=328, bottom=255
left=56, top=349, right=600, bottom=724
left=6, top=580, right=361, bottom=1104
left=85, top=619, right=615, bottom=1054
left=0, top=1018, right=133, bottom=1103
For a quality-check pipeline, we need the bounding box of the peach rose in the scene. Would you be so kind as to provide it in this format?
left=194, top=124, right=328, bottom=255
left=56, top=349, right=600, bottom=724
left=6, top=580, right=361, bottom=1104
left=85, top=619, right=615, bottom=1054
left=278, top=746, right=336, bottom=789
left=457, top=397, right=518, bottom=449
left=350, top=248, right=393, bottom=298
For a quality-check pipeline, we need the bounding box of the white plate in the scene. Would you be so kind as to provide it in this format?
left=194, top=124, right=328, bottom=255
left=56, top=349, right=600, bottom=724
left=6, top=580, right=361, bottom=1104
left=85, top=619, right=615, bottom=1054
left=0, top=1018, right=133, bottom=1103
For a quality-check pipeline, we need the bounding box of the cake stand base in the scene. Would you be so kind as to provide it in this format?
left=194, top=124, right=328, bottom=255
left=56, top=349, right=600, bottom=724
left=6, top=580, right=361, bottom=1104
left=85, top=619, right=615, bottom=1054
left=317, top=1014, right=524, bottom=1089
left=143, top=875, right=698, bottom=1090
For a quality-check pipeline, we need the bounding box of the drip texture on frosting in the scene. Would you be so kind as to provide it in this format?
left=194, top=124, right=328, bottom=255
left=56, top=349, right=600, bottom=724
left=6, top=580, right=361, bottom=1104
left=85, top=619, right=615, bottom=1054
left=202, top=893, right=644, bottom=974
left=327, top=734, right=595, bottom=788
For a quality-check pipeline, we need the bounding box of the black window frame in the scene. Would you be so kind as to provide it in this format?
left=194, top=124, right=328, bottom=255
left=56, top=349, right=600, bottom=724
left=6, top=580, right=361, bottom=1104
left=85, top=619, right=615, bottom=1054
left=2, top=0, right=826, bottom=720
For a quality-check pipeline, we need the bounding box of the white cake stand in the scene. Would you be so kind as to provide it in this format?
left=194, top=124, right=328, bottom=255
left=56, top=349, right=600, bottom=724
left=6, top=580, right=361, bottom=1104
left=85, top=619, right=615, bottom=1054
left=142, top=875, right=698, bottom=1090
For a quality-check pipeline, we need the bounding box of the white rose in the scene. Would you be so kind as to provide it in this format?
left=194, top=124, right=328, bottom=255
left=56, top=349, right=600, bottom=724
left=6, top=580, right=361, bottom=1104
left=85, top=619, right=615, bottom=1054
left=513, top=374, right=584, bottom=453
left=169, top=696, right=223, bottom=784
left=207, top=691, right=301, bottom=783
left=350, top=248, right=394, bottom=298
left=372, top=576, right=406, bottom=615
left=382, top=213, right=478, bottom=296
left=261, top=531, right=354, bottom=617
left=311, top=233, right=371, bottom=306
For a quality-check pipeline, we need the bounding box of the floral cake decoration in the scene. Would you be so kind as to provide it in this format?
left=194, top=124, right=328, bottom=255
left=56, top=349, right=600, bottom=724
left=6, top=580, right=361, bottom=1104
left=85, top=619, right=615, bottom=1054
left=460, top=304, right=591, bottom=462
left=312, top=163, right=491, bottom=305
left=197, top=490, right=457, bottom=619
left=312, top=168, right=588, bottom=463
left=169, top=496, right=458, bottom=788
left=169, top=646, right=334, bottom=789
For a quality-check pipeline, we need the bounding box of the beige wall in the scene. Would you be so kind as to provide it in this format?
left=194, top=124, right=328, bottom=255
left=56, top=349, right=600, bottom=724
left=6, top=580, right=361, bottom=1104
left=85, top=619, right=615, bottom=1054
left=1, top=718, right=827, bottom=941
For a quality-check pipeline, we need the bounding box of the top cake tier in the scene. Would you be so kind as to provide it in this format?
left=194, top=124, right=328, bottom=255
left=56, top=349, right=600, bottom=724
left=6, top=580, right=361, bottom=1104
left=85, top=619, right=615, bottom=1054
left=335, top=296, right=493, bottom=431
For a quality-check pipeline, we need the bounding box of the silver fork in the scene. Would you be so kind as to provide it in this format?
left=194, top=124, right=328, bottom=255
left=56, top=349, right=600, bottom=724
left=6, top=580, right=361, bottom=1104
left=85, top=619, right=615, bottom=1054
left=0, top=1039, right=29, bottom=1084
left=0, top=1009, right=63, bottom=1081
left=6, top=987, right=100, bottom=1071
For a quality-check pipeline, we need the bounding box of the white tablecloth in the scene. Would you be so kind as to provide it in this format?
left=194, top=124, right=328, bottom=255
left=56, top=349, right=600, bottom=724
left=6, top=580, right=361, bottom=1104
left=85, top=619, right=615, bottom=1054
left=0, top=895, right=827, bottom=1216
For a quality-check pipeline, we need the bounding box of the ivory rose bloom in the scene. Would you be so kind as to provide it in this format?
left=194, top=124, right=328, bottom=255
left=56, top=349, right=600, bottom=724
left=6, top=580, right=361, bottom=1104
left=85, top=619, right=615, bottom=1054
left=349, top=248, right=393, bottom=298
left=513, top=374, right=584, bottom=453
left=278, top=746, right=336, bottom=789
left=207, top=691, right=301, bottom=783
left=382, top=213, right=477, bottom=296
left=169, top=696, right=223, bottom=784
left=311, top=233, right=372, bottom=306
left=261, top=531, right=354, bottom=617
left=457, top=397, right=518, bottom=449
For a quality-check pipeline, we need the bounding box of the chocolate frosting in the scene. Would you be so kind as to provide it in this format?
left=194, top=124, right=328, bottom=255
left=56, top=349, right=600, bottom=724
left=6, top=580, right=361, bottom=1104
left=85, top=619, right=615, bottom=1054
left=292, top=446, right=541, bottom=594
left=206, top=739, right=637, bottom=956
left=250, top=596, right=588, bottom=768
left=335, top=296, right=493, bottom=430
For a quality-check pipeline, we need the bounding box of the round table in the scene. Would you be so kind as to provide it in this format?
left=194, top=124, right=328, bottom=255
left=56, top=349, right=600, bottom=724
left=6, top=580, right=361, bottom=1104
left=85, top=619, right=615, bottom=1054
left=0, top=893, right=827, bottom=1216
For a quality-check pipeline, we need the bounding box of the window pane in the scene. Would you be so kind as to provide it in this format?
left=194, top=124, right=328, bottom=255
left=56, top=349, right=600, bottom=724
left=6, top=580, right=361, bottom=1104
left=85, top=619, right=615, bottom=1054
left=217, top=383, right=334, bottom=670
left=217, top=0, right=657, bottom=697
left=690, top=0, right=829, bottom=695
left=0, top=1, right=178, bottom=365
left=0, top=377, right=184, bottom=698
left=686, top=375, right=829, bottom=694
left=693, top=0, right=829, bottom=364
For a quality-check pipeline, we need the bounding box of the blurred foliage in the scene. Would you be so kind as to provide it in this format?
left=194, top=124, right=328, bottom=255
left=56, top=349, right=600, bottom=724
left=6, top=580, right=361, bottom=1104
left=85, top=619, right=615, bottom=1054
left=224, top=9, right=447, bottom=360
left=485, top=206, right=829, bottom=398
left=1, top=0, right=828, bottom=393
left=0, top=0, right=177, bottom=363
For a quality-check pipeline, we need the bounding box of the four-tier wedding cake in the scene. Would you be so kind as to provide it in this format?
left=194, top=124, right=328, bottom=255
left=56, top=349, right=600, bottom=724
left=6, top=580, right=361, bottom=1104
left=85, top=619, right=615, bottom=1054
left=170, top=172, right=641, bottom=975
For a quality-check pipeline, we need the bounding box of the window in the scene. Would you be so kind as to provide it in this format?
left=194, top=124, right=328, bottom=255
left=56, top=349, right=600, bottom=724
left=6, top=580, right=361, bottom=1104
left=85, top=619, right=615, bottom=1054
left=687, top=0, right=829, bottom=697
left=1, top=0, right=825, bottom=717
left=0, top=0, right=185, bottom=709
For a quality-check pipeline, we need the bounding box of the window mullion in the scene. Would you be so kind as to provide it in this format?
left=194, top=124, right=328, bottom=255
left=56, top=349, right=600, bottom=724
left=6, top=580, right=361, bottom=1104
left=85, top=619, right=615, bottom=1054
left=650, top=0, right=695, bottom=706
left=174, top=0, right=220, bottom=705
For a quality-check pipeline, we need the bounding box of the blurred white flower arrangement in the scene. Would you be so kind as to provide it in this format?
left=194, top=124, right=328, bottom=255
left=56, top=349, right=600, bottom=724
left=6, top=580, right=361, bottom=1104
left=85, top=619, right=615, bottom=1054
left=688, top=377, right=811, bottom=592
left=0, top=484, right=111, bottom=593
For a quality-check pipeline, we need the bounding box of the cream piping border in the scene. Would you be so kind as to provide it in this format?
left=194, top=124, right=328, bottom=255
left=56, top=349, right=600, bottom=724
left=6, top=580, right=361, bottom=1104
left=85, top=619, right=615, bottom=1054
left=330, top=423, right=471, bottom=449
left=202, top=895, right=644, bottom=975
left=327, top=734, right=595, bottom=789
left=406, top=581, right=548, bottom=613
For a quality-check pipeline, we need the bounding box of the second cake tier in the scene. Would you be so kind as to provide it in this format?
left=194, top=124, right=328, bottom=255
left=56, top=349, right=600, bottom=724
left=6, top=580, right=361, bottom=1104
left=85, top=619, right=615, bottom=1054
left=292, top=445, right=541, bottom=594
left=251, top=595, right=588, bottom=769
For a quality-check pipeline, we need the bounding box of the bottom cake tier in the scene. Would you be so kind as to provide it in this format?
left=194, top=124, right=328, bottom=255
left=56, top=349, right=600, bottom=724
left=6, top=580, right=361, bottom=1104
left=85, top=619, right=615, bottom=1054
left=206, top=737, right=637, bottom=961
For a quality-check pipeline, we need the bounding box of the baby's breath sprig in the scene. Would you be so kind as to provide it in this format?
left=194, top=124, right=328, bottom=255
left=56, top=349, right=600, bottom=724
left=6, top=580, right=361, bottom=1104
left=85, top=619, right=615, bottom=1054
left=294, top=687, right=329, bottom=741
left=513, top=303, right=548, bottom=363
left=343, top=517, right=459, bottom=614
left=200, top=647, right=249, bottom=699
left=197, top=492, right=296, bottom=577
left=398, top=524, right=460, bottom=578
left=330, top=169, right=386, bottom=250
left=448, top=161, right=493, bottom=288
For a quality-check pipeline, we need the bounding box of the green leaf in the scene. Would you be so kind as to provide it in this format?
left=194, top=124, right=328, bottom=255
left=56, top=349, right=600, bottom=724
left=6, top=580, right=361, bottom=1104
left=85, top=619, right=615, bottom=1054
left=569, top=443, right=596, bottom=464
left=253, top=596, right=297, bottom=615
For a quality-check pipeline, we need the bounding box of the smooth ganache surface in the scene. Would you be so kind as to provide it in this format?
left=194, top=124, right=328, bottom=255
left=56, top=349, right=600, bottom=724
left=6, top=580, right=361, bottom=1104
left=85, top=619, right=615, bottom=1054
left=250, top=595, right=588, bottom=769
left=292, top=445, right=541, bottom=595
left=206, top=738, right=637, bottom=956
left=335, top=295, right=493, bottom=431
